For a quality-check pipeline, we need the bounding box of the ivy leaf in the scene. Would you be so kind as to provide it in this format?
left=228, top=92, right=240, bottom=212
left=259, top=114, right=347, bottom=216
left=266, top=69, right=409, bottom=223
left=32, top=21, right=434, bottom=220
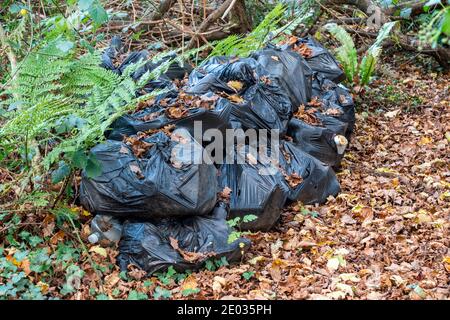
left=242, top=271, right=255, bottom=280
left=127, top=290, right=148, bottom=300
left=153, top=286, right=172, bottom=300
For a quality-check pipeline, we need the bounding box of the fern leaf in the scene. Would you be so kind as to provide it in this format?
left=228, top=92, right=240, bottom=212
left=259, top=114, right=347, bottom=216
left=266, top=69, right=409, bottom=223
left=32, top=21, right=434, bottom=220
left=359, top=22, right=396, bottom=85
left=324, top=23, right=358, bottom=83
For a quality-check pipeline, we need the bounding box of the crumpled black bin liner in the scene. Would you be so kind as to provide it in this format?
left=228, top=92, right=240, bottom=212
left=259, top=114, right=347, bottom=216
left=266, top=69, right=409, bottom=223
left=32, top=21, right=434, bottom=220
left=117, top=202, right=251, bottom=274
left=218, top=161, right=287, bottom=232
left=251, top=46, right=313, bottom=110
left=187, top=55, right=293, bottom=134
left=278, top=141, right=340, bottom=203
left=107, top=92, right=234, bottom=141
left=312, top=76, right=356, bottom=138
left=80, top=129, right=218, bottom=219
left=101, top=35, right=193, bottom=82
left=287, top=118, right=345, bottom=167
left=279, top=36, right=346, bottom=84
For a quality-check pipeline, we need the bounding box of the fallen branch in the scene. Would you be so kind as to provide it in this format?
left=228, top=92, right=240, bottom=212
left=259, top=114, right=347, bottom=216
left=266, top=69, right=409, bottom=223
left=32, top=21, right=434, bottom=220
left=186, top=0, right=236, bottom=49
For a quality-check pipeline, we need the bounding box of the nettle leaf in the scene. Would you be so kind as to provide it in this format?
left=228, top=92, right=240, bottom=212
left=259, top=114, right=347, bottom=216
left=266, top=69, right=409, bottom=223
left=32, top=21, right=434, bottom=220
left=227, top=217, right=241, bottom=228
left=52, top=161, right=71, bottom=184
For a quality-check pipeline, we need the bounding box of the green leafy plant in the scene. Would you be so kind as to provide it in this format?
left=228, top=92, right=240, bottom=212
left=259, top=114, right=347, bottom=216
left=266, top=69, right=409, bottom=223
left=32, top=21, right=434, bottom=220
left=127, top=290, right=148, bottom=300
left=153, top=286, right=172, bottom=300
left=0, top=36, right=201, bottom=194
left=324, top=21, right=397, bottom=86
left=418, top=2, right=450, bottom=48
left=181, top=288, right=200, bottom=297
left=242, top=270, right=255, bottom=280
left=226, top=214, right=257, bottom=244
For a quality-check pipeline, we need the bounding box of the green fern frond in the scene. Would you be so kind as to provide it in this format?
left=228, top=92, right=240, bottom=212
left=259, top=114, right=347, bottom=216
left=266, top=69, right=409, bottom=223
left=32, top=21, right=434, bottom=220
left=0, top=39, right=182, bottom=172
left=359, top=22, right=396, bottom=85
left=324, top=23, right=358, bottom=83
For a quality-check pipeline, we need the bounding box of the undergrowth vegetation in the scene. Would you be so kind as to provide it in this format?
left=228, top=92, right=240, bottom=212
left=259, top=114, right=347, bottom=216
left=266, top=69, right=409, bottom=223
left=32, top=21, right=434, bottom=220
left=0, top=0, right=448, bottom=300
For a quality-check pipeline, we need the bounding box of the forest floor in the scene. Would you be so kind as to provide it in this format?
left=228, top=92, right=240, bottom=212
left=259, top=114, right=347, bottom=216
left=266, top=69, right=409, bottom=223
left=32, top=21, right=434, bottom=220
left=63, top=52, right=449, bottom=300
left=1, top=45, right=448, bottom=300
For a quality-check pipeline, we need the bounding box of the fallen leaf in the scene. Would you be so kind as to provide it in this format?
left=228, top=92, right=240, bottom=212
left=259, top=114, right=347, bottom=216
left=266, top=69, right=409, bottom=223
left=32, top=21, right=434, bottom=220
left=212, top=276, right=227, bottom=293
left=181, top=274, right=198, bottom=291
left=227, top=80, right=244, bottom=92
left=384, top=109, right=401, bottom=118
left=228, top=94, right=245, bottom=104
left=166, top=105, right=188, bottom=119
left=327, top=257, right=340, bottom=272
left=89, top=245, right=107, bottom=258
left=339, top=273, right=360, bottom=282
left=218, top=186, right=232, bottom=202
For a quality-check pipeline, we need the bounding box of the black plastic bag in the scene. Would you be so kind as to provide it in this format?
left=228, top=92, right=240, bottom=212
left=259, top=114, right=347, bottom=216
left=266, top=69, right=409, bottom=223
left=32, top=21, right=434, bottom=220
left=80, top=128, right=218, bottom=219
left=251, top=46, right=313, bottom=110
left=290, top=36, right=346, bottom=83
left=101, top=36, right=192, bottom=82
left=314, top=77, right=356, bottom=138
left=287, top=118, right=347, bottom=167
left=187, top=56, right=293, bottom=134
left=218, top=152, right=287, bottom=231
left=107, top=92, right=233, bottom=141
left=117, top=202, right=251, bottom=274
left=278, top=140, right=340, bottom=203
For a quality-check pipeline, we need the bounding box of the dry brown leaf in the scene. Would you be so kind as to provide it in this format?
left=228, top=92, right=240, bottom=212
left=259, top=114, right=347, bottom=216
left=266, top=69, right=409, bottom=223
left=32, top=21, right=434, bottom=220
left=293, top=104, right=322, bottom=126
left=218, top=186, right=232, bottom=202
left=165, top=106, right=188, bottom=119
left=324, top=108, right=344, bottom=116
left=169, top=237, right=212, bottom=263
left=228, top=94, right=245, bottom=104
left=293, top=43, right=313, bottom=58
left=227, top=80, right=244, bottom=92
left=284, top=172, right=303, bottom=188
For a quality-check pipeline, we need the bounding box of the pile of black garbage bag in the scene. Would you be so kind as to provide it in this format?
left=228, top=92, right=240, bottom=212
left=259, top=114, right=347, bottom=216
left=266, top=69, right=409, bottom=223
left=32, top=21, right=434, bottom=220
left=79, top=36, right=355, bottom=274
